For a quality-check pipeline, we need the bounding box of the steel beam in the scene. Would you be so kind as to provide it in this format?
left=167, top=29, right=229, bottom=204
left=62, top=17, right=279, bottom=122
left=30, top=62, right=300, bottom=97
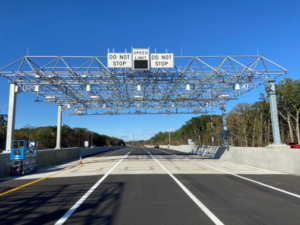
left=55, top=105, right=63, bottom=149
left=5, top=83, right=17, bottom=152
left=0, top=55, right=288, bottom=116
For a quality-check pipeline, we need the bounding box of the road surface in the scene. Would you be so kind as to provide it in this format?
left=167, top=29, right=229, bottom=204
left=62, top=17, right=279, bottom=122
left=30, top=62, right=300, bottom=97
left=0, top=146, right=300, bottom=225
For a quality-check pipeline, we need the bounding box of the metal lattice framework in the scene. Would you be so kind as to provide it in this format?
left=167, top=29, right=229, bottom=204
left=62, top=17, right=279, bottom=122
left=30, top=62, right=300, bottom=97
left=0, top=55, right=288, bottom=115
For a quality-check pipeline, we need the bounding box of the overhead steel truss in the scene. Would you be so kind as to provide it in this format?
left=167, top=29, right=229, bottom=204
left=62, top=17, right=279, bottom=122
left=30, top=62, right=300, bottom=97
left=0, top=55, right=288, bottom=115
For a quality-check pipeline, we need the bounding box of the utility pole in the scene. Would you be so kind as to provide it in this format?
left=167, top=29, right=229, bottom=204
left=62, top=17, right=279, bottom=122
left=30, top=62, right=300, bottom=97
left=132, top=134, right=135, bottom=146
left=91, top=131, right=93, bottom=147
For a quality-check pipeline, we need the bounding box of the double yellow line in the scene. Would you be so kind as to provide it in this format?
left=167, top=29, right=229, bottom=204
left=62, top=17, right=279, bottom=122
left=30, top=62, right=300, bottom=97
left=0, top=149, right=122, bottom=197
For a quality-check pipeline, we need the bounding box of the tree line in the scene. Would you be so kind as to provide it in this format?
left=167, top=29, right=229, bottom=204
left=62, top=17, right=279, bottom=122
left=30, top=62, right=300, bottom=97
left=0, top=123, right=125, bottom=149
left=128, top=78, right=300, bottom=147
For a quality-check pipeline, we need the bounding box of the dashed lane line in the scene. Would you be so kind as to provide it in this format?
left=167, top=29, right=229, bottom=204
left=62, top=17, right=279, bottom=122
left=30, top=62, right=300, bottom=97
left=54, top=149, right=133, bottom=225
left=0, top=148, right=127, bottom=197
left=146, top=149, right=224, bottom=225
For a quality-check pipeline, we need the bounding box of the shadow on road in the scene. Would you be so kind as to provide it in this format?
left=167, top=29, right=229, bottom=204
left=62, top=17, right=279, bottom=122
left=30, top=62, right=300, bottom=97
left=0, top=177, right=124, bottom=225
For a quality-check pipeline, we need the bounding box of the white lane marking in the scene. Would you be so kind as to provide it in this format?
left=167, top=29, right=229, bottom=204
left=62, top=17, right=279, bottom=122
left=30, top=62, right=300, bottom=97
left=146, top=149, right=224, bottom=225
left=197, top=162, right=300, bottom=199
left=55, top=148, right=132, bottom=225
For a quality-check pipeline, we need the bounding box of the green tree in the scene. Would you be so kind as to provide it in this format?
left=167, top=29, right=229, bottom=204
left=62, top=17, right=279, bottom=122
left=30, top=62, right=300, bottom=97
left=0, top=114, right=7, bottom=150
left=277, top=78, right=300, bottom=143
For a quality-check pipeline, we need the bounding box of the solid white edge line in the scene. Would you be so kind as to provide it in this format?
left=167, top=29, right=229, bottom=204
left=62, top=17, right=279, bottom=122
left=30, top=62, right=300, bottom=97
left=54, top=148, right=132, bottom=225
left=197, top=162, right=300, bottom=199
left=146, top=149, right=224, bottom=225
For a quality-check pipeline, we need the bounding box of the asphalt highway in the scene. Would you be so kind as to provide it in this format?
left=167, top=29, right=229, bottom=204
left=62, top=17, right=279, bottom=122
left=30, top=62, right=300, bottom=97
left=0, top=146, right=300, bottom=225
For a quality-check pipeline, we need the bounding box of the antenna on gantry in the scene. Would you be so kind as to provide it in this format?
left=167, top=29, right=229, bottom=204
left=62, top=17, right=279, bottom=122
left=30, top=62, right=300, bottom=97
left=257, top=48, right=260, bottom=56
left=27, top=48, right=29, bottom=56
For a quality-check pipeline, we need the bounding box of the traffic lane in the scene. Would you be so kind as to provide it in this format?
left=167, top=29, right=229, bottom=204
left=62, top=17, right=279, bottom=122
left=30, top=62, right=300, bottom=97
left=0, top=148, right=132, bottom=193
left=0, top=148, right=132, bottom=225
left=0, top=178, right=39, bottom=193
left=146, top=147, right=174, bottom=155
left=128, top=147, right=147, bottom=155
left=130, top=147, right=181, bottom=156
left=0, top=175, right=105, bottom=225
left=98, top=147, right=132, bottom=157
left=175, top=174, right=300, bottom=225
left=81, top=146, right=130, bottom=158
left=147, top=147, right=195, bottom=155
left=242, top=174, right=300, bottom=195
left=64, top=174, right=215, bottom=225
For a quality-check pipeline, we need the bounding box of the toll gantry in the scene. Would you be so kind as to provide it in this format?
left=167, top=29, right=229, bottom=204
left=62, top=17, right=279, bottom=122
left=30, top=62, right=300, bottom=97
left=0, top=48, right=288, bottom=151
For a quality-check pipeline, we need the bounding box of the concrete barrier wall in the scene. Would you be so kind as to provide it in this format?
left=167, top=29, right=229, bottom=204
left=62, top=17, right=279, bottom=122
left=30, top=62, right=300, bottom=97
left=160, top=145, right=194, bottom=153
left=37, top=148, right=80, bottom=169
left=0, top=153, right=11, bottom=178
left=161, top=145, right=300, bottom=176
left=0, top=146, right=125, bottom=178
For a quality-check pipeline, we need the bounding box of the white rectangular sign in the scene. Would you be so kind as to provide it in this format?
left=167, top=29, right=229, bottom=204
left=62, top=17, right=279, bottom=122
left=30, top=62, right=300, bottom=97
left=107, top=53, right=132, bottom=68
left=132, top=48, right=150, bottom=70
left=151, top=53, right=174, bottom=68
left=84, top=141, right=89, bottom=147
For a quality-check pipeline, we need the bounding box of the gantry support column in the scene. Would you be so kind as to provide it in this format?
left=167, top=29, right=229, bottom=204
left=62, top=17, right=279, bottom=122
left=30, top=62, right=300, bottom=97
left=221, top=102, right=228, bottom=146
left=55, top=105, right=63, bottom=149
left=210, top=102, right=215, bottom=146
left=5, top=83, right=17, bottom=152
left=269, top=81, right=281, bottom=145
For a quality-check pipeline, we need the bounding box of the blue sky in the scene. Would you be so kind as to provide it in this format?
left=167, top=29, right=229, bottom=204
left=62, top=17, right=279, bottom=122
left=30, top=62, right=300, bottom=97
left=0, top=0, right=300, bottom=142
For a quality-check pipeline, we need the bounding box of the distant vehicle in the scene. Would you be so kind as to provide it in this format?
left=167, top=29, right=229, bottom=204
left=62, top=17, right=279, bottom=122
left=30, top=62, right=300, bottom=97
left=154, top=145, right=159, bottom=148
left=286, top=142, right=300, bottom=149
left=10, top=140, right=38, bottom=176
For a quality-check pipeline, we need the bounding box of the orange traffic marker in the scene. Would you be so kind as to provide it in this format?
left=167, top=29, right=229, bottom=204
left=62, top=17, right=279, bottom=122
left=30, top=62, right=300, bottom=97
left=79, top=156, right=83, bottom=164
